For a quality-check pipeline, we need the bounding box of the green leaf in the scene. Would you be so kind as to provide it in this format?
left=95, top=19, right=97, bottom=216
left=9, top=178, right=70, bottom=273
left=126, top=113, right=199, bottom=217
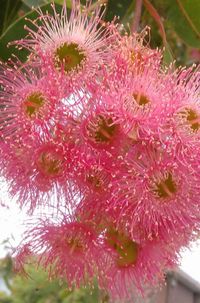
left=0, top=0, right=23, bottom=36
left=121, top=1, right=136, bottom=27
left=0, top=3, right=62, bottom=62
left=163, top=45, right=174, bottom=65
left=105, top=0, right=135, bottom=23
left=167, top=0, right=200, bottom=48
left=22, top=0, right=71, bottom=8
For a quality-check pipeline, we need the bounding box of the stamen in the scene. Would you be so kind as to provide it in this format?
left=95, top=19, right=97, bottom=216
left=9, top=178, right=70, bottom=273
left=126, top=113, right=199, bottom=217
left=54, top=42, right=86, bottom=73
left=130, top=50, right=142, bottom=64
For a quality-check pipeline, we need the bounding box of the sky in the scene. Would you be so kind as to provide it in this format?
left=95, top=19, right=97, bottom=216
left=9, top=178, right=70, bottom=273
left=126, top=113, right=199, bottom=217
left=1, top=184, right=200, bottom=284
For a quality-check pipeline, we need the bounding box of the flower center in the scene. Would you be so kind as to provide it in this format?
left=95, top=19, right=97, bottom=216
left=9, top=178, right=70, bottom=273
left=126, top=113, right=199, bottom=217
left=133, top=93, right=150, bottom=106
left=37, top=149, right=64, bottom=178
left=87, top=115, right=119, bottom=145
left=86, top=173, right=103, bottom=189
left=67, top=237, right=84, bottom=254
left=23, top=92, right=45, bottom=118
left=186, top=109, right=200, bottom=132
left=106, top=229, right=138, bottom=267
left=153, top=173, right=177, bottom=199
left=85, top=167, right=109, bottom=192
left=54, top=42, right=86, bottom=73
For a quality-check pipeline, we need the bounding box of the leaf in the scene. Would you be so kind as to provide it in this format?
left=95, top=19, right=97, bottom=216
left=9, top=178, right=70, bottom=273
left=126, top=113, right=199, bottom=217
left=22, top=0, right=72, bottom=8
left=0, top=0, right=22, bottom=36
left=121, top=1, right=136, bottom=27
left=105, top=0, right=135, bottom=22
left=0, top=3, right=62, bottom=62
left=167, top=0, right=200, bottom=48
left=163, top=47, right=173, bottom=65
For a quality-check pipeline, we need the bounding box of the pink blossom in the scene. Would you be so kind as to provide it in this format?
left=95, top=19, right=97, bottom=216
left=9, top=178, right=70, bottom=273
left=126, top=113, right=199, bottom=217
left=0, top=132, right=74, bottom=212
left=99, top=226, right=178, bottom=301
left=110, top=27, right=162, bottom=77
left=15, top=1, right=115, bottom=91
left=0, top=61, right=63, bottom=141
left=107, top=141, right=200, bottom=242
left=0, top=0, right=200, bottom=299
left=21, top=219, right=105, bottom=288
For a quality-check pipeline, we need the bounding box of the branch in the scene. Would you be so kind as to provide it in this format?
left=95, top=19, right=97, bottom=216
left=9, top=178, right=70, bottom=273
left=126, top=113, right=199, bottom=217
left=143, top=0, right=167, bottom=44
left=131, top=0, right=143, bottom=33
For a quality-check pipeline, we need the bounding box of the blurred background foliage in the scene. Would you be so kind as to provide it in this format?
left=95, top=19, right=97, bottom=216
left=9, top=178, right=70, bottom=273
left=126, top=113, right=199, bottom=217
left=0, top=0, right=199, bottom=65
left=0, top=255, right=108, bottom=303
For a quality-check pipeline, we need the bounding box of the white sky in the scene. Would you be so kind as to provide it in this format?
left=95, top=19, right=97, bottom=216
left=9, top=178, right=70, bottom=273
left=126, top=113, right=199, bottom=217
left=1, top=185, right=200, bottom=284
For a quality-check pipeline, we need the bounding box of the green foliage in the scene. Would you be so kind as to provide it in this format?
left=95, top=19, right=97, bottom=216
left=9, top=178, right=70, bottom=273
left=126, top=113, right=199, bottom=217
left=0, top=257, right=107, bottom=303
left=0, top=0, right=23, bottom=36
left=22, top=0, right=71, bottom=9
left=11, top=266, right=69, bottom=303
left=0, top=3, right=63, bottom=62
left=0, top=256, right=13, bottom=290
left=165, top=0, right=200, bottom=48
left=0, top=291, right=13, bottom=303
left=105, top=0, right=135, bottom=23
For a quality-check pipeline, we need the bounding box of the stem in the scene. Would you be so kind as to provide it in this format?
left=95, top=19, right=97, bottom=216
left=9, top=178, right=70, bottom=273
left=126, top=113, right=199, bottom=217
left=131, top=0, right=143, bottom=33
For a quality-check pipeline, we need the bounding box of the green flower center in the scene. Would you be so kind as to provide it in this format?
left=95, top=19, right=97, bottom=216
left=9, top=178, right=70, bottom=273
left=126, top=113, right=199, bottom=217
left=54, top=42, right=86, bottom=73
left=106, top=229, right=138, bottom=267
left=24, top=92, right=45, bottom=118
left=87, top=115, right=119, bottom=145
left=153, top=173, right=177, bottom=199
left=133, top=93, right=150, bottom=106
left=37, top=150, right=64, bottom=177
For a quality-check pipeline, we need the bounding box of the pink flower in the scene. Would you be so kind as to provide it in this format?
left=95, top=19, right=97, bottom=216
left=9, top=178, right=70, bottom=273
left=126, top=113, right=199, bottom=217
left=110, top=27, right=162, bottom=76
left=0, top=61, right=63, bottom=141
left=16, top=1, right=115, bottom=90
left=22, top=219, right=105, bottom=288
left=0, top=132, right=73, bottom=212
left=85, top=54, right=171, bottom=148
left=99, top=226, right=177, bottom=300
left=162, top=65, right=200, bottom=157
left=107, top=141, right=200, bottom=242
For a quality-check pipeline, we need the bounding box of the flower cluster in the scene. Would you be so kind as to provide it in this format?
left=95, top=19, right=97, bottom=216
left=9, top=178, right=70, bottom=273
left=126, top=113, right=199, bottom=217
left=0, top=1, right=200, bottom=301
